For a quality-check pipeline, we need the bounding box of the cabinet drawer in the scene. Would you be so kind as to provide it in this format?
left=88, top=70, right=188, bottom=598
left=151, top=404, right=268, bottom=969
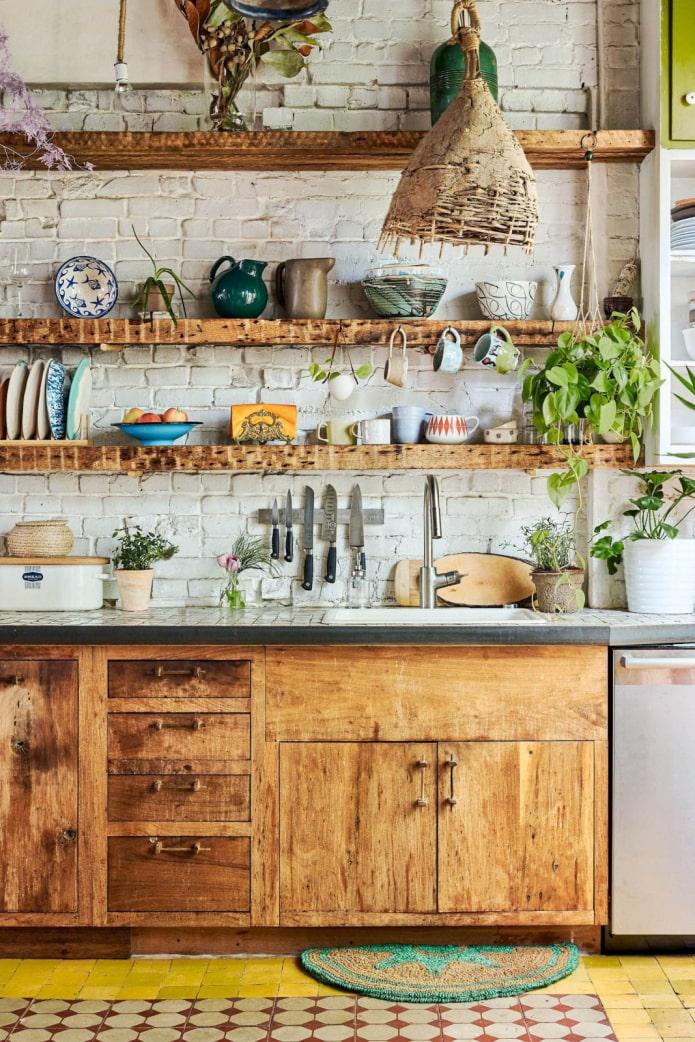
left=108, top=714, right=250, bottom=761
left=108, top=775, right=251, bottom=821
left=266, top=646, right=607, bottom=742
left=107, top=836, right=250, bottom=911
left=108, top=659, right=250, bottom=699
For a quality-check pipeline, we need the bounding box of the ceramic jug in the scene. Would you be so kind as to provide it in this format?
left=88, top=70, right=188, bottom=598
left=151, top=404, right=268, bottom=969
left=209, top=257, right=268, bottom=319
left=275, top=257, right=335, bottom=319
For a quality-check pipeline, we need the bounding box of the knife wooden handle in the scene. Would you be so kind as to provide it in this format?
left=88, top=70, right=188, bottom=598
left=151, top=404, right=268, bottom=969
left=325, top=545, right=337, bottom=584
left=271, top=527, right=280, bottom=559
left=285, top=529, right=293, bottom=563
left=302, top=551, right=313, bottom=591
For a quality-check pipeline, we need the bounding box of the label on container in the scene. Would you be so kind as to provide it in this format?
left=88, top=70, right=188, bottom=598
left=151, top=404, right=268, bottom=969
left=22, top=569, right=43, bottom=588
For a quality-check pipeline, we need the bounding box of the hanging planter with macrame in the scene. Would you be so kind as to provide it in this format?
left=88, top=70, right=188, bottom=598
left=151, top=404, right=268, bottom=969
left=379, top=0, right=539, bottom=257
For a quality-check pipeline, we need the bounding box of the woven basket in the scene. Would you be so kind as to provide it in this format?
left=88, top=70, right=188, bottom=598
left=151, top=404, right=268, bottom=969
left=7, top=520, right=75, bottom=557
left=379, top=0, right=538, bottom=256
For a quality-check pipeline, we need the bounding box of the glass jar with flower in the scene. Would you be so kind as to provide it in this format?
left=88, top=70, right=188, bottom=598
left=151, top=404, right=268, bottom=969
left=217, top=533, right=279, bottom=608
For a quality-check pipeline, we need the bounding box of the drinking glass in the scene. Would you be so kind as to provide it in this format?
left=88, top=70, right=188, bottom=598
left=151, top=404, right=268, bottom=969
left=9, top=245, right=29, bottom=317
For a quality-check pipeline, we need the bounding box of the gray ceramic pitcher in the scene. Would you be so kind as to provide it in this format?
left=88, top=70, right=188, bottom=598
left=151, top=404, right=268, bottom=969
left=275, top=257, right=335, bottom=320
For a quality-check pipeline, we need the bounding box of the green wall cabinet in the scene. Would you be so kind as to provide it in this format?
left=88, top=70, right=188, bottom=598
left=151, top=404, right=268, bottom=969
left=671, top=0, right=695, bottom=141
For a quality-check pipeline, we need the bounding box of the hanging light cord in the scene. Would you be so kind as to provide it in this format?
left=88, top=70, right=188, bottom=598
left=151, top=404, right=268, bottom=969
left=117, top=0, right=128, bottom=64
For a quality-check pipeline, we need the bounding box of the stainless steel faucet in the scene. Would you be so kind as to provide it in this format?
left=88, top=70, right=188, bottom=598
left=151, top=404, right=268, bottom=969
left=419, top=475, right=463, bottom=608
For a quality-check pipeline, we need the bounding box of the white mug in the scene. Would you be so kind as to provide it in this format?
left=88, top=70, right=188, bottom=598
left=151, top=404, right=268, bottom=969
left=358, top=417, right=391, bottom=444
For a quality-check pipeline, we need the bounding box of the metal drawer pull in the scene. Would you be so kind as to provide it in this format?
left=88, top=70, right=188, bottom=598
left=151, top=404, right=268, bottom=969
left=1, top=675, right=25, bottom=686
left=415, top=759, right=429, bottom=807
left=445, top=756, right=458, bottom=806
left=152, top=779, right=205, bottom=792
left=152, top=666, right=207, bottom=679
left=620, top=654, right=695, bottom=669
left=151, top=718, right=204, bottom=731
left=153, top=841, right=211, bottom=855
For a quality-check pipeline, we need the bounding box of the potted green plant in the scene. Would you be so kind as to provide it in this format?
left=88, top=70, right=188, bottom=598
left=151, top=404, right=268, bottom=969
left=520, top=309, right=662, bottom=508
left=131, top=226, right=196, bottom=325
left=515, top=515, right=585, bottom=613
left=309, top=353, right=373, bottom=402
left=111, top=522, right=179, bottom=611
left=590, top=468, right=695, bottom=613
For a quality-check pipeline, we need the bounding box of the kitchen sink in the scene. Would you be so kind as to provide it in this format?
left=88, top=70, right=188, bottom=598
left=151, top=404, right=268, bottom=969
left=321, top=607, right=548, bottom=625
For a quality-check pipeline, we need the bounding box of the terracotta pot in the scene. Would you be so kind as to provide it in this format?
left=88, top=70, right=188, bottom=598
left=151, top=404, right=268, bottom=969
left=115, top=569, right=154, bottom=611
left=531, top=569, right=584, bottom=614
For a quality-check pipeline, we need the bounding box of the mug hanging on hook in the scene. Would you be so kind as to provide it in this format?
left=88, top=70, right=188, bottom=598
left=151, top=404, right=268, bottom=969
left=433, top=325, right=463, bottom=373
left=384, top=325, right=408, bottom=387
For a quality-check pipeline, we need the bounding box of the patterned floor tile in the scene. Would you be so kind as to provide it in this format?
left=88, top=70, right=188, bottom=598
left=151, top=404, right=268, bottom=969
left=521, top=996, right=618, bottom=1042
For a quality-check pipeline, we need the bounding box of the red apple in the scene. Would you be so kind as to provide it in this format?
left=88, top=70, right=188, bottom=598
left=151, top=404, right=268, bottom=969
left=123, top=407, right=145, bottom=423
left=161, top=407, right=189, bottom=423
left=137, top=412, right=163, bottom=423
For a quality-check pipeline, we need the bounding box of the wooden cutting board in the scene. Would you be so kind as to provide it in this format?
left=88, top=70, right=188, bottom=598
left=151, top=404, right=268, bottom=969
left=394, top=553, right=535, bottom=607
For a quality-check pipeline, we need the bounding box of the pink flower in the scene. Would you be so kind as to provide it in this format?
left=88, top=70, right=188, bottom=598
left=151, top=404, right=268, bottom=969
left=217, top=553, right=242, bottom=572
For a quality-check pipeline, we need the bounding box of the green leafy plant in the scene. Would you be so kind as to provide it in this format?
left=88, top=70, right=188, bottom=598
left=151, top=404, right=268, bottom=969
left=515, top=516, right=582, bottom=573
left=520, top=310, right=662, bottom=508
left=590, top=468, right=695, bottom=575
left=131, top=225, right=197, bottom=325
left=111, top=523, right=179, bottom=571
left=308, top=356, right=373, bottom=385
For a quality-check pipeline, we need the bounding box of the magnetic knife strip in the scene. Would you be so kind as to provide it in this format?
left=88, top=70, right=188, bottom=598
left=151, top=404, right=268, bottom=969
left=257, top=508, right=384, bottom=526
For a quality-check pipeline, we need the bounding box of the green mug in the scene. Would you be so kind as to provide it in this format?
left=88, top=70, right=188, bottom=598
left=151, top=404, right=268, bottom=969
left=473, top=325, right=521, bottom=375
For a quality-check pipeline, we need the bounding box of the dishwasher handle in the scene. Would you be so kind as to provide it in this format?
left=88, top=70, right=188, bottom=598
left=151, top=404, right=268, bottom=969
left=620, top=653, right=695, bottom=669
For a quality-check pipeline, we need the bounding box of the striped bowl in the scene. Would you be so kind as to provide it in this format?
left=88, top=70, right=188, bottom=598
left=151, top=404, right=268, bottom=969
left=361, top=274, right=447, bottom=318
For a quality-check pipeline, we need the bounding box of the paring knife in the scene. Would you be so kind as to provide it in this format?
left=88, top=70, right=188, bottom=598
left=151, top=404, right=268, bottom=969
left=270, top=498, right=280, bottom=559
left=323, top=484, right=338, bottom=583
left=301, top=485, right=314, bottom=591
left=349, top=483, right=366, bottom=572
left=284, top=489, right=293, bottom=562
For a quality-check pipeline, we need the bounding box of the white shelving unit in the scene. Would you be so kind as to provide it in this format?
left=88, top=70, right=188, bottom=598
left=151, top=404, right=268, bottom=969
left=642, top=149, right=695, bottom=463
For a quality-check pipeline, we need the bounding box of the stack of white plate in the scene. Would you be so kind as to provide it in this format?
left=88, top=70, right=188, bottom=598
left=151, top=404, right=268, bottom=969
left=0, top=358, right=91, bottom=441
left=671, top=198, right=695, bottom=251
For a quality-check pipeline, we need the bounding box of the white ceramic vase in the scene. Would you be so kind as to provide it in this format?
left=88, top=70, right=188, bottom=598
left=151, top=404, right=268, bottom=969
left=549, top=264, right=578, bottom=321
left=623, top=539, right=695, bottom=613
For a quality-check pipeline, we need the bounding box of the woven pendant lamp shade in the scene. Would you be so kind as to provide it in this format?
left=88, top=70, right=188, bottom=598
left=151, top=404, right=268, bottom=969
left=379, top=0, right=538, bottom=256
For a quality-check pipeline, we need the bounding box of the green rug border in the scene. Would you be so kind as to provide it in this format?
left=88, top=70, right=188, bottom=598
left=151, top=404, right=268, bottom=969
left=300, top=943, right=580, bottom=1003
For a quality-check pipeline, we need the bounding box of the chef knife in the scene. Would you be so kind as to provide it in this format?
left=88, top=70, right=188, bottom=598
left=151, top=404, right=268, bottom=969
left=301, top=485, right=314, bottom=590
left=323, top=484, right=338, bottom=583
left=284, top=489, right=293, bottom=562
left=270, top=498, right=280, bottom=559
left=349, top=483, right=366, bottom=572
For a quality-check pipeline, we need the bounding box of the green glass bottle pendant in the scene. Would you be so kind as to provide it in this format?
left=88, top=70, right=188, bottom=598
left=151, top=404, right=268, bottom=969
left=430, top=36, right=498, bottom=124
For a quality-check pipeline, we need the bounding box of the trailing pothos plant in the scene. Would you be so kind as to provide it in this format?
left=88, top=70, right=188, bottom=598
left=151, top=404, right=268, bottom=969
left=519, top=309, right=662, bottom=508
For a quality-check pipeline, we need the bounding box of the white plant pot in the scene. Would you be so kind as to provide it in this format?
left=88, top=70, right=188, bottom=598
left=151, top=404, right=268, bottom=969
left=623, top=539, right=695, bottom=614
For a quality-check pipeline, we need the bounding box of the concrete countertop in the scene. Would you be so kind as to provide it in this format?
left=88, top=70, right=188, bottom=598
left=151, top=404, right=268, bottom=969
left=1, top=605, right=695, bottom=646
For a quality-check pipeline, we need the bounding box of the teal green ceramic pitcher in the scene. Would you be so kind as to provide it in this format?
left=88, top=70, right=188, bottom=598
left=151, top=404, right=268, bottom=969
left=209, top=257, right=268, bottom=319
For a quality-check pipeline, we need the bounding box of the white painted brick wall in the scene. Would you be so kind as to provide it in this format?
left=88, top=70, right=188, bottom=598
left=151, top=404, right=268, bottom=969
left=0, top=0, right=644, bottom=609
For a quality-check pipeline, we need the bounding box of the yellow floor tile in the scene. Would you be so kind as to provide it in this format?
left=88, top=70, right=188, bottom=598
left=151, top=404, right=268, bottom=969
left=132, top=959, right=173, bottom=972
left=603, top=997, right=651, bottom=1010
left=198, top=985, right=242, bottom=998
left=241, top=969, right=284, bottom=985
left=604, top=1009, right=654, bottom=1026
left=648, top=1015, right=695, bottom=1037
left=317, top=983, right=353, bottom=996
left=34, top=986, right=84, bottom=999
left=77, top=986, right=124, bottom=1000
left=588, top=968, right=632, bottom=980
left=116, top=984, right=166, bottom=999
left=583, top=956, right=625, bottom=967
left=155, top=986, right=201, bottom=998
left=596, top=981, right=638, bottom=995
left=609, top=1027, right=662, bottom=1039
left=238, top=982, right=281, bottom=996
left=634, top=980, right=678, bottom=995
left=641, top=995, right=686, bottom=1009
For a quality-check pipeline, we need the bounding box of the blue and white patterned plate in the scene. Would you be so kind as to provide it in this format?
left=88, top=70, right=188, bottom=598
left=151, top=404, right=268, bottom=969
left=45, top=359, right=68, bottom=440
left=55, top=256, right=118, bottom=318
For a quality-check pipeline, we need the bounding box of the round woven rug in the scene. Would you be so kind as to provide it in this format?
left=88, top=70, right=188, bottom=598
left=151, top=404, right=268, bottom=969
left=300, top=943, right=579, bottom=1003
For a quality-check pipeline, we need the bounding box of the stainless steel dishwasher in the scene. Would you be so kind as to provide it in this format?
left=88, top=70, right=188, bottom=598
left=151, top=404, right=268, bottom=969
left=613, top=646, right=695, bottom=935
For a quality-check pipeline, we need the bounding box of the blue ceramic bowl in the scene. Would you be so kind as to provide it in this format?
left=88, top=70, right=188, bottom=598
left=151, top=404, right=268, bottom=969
left=114, top=422, right=201, bottom=446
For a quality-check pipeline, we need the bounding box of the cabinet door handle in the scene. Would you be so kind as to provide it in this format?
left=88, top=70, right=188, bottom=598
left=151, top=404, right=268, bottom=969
left=444, top=756, right=458, bottom=806
left=1, top=675, right=25, bottom=686
left=152, top=779, right=205, bottom=792
left=685, top=92, right=695, bottom=106
left=153, top=841, right=211, bottom=855
left=152, top=666, right=207, bottom=679
left=415, top=758, right=429, bottom=807
left=151, top=718, right=204, bottom=731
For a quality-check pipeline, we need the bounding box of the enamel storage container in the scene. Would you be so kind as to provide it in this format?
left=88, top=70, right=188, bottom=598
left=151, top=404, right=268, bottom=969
left=0, top=557, right=110, bottom=611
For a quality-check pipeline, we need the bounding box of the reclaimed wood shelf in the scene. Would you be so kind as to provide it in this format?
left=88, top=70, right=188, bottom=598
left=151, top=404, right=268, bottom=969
left=0, top=443, right=638, bottom=474
left=0, top=130, right=655, bottom=172
left=0, top=317, right=579, bottom=350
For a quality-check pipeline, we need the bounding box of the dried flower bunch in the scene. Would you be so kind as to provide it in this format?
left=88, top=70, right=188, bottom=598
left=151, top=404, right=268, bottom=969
left=0, top=27, right=91, bottom=171
left=174, top=0, right=331, bottom=130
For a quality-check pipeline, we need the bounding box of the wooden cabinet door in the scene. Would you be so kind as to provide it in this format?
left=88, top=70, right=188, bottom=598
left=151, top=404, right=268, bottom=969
left=437, top=742, right=594, bottom=913
left=672, top=0, right=695, bottom=140
left=280, top=743, right=436, bottom=914
left=0, top=660, right=78, bottom=913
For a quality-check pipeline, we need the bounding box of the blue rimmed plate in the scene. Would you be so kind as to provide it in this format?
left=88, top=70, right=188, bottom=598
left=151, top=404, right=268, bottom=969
left=55, top=256, right=118, bottom=318
left=66, top=359, right=92, bottom=440
left=45, top=359, right=68, bottom=439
